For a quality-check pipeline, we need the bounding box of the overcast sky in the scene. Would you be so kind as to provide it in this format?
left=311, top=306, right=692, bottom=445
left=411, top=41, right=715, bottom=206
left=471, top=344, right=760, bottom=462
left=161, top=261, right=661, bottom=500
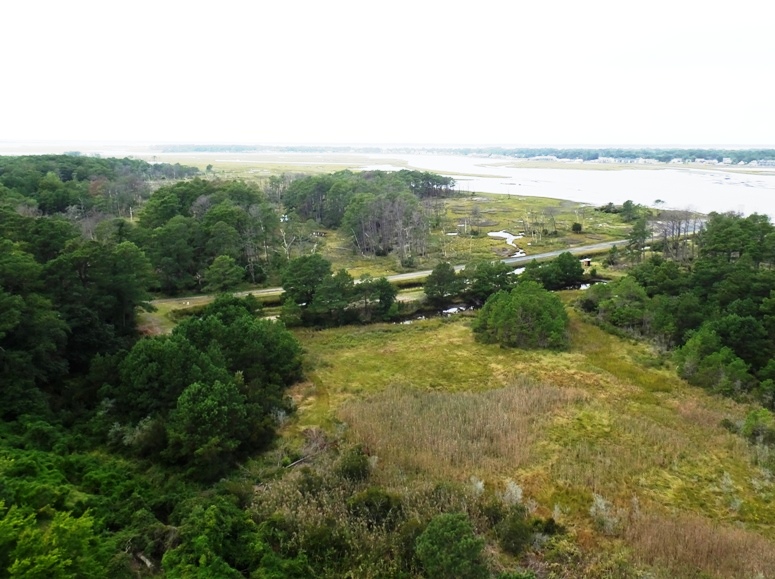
left=3, top=0, right=774, bottom=146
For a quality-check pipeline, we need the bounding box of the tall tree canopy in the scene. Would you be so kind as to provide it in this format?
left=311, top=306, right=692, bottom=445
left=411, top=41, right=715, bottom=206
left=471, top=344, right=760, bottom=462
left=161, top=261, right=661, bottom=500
left=581, top=212, right=775, bottom=407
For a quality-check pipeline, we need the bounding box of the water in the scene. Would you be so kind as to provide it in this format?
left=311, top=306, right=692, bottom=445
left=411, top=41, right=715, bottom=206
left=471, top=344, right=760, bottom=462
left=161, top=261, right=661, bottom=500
left=360, top=153, right=775, bottom=217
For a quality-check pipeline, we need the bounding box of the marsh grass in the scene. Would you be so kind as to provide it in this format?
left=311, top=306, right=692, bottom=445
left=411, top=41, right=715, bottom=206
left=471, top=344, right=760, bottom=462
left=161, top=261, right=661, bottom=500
left=266, top=328, right=775, bottom=577
left=291, top=309, right=775, bottom=576
left=339, top=378, right=586, bottom=481
left=295, top=318, right=590, bottom=432
left=627, top=512, right=775, bottom=578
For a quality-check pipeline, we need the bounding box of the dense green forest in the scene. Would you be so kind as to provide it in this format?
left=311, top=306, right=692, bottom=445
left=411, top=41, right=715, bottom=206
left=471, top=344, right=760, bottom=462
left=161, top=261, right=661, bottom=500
left=579, top=212, right=775, bottom=410
left=3, top=154, right=775, bottom=577
left=0, top=154, right=198, bottom=216
left=0, top=156, right=310, bottom=575
left=3, top=154, right=458, bottom=296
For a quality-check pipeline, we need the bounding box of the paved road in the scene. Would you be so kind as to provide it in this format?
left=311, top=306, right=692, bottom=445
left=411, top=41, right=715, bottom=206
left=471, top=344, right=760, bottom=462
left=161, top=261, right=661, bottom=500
left=384, top=239, right=627, bottom=282
left=150, top=239, right=625, bottom=307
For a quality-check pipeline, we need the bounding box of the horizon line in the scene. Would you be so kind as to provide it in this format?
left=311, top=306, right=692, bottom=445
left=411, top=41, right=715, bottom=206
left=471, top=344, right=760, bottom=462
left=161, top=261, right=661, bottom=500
left=2, top=140, right=775, bottom=150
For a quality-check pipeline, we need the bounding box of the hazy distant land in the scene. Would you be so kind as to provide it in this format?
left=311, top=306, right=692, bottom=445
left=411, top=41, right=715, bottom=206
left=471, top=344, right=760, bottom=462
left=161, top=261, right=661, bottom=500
left=3, top=142, right=775, bottom=216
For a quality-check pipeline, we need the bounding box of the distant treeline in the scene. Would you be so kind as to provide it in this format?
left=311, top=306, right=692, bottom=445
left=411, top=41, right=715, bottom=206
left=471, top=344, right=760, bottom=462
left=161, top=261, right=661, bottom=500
left=0, top=154, right=199, bottom=191
left=485, top=148, right=775, bottom=163
left=0, top=154, right=199, bottom=215
left=159, top=144, right=393, bottom=154
left=158, top=144, right=775, bottom=163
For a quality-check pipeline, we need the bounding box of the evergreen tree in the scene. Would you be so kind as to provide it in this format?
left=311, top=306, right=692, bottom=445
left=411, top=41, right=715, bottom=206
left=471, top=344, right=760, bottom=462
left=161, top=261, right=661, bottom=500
left=473, top=281, right=569, bottom=349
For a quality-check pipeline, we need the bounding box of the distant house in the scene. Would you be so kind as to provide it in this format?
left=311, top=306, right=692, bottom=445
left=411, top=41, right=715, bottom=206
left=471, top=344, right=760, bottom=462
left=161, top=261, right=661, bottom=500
left=580, top=258, right=592, bottom=267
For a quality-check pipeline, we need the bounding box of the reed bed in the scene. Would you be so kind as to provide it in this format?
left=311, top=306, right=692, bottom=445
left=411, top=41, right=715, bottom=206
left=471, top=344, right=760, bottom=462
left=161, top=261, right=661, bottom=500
left=339, top=377, right=585, bottom=480
left=627, top=512, right=775, bottom=578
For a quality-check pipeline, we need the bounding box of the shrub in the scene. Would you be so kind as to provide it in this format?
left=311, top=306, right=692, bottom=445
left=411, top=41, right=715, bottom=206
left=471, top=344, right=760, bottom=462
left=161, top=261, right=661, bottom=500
left=337, top=445, right=370, bottom=482
left=532, top=517, right=565, bottom=536
left=479, top=496, right=507, bottom=526
left=589, top=494, right=620, bottom=535
left=299, top=517, right=349, bottom=567
left=496, top=506, right=533, bottom=555
left=415, top=513, right=488, bottom=579
left=498, top=572, right=537, bottom=579
left=741, top=408, right=775, bottom=444
left=297, top=467, right=326, bottom=497
left=394, top=518, right=425, bottom=574
left=347, top=486, right=403, bottom=529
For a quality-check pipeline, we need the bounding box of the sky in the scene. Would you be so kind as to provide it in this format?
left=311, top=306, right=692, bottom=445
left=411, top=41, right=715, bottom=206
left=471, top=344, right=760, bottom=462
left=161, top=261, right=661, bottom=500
left=3, top=0, right=774, bottom=146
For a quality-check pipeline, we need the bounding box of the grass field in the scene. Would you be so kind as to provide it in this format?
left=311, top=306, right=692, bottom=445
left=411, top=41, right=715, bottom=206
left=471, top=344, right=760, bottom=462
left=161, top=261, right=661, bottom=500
left=284, top=307, right=775, bottom=577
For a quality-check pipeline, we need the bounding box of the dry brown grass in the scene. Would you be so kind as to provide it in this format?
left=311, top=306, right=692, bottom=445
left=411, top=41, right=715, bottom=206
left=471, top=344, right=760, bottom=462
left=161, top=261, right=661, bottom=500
left=673, top=398, right=733, bottom=431
left=338, top=377, right=586, bottom=481
left=627, top=512, right=775, bottom=578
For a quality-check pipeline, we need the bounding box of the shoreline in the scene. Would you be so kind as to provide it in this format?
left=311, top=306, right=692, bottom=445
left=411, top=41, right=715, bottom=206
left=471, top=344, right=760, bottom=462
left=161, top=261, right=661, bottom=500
left=2, top=144, right=774, bottom=216
left=1, top=142, right=774, bottom=175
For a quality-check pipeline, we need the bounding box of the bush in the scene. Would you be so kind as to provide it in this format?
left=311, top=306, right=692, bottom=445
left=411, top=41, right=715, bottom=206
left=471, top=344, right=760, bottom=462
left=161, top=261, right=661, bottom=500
left=415, top=513, right=488, bottom=579
left=394, top=518, right=425, bottom=574
left=337, top=445, right=370, bottom=482
left=498, top=572, right=537, bottom=579
left=589, top=494, right=620, bottom=535
left=479, top=495, right=507, bottom=526
left=742, top=408, right=775, bottom=444
left=496, top=506, right=533, bottom=555
left=347, top=486, right=404, bottom=529
left=297, top=467, right=326, bottom=497
left=532, top=517, right=565, bottom=536
left=473, top=281, right=569, bottom=350
left=299, top=517, right=349, bottom=567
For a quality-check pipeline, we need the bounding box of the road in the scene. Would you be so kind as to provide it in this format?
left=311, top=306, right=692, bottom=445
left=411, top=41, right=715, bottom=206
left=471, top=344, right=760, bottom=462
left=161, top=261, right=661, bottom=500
left=382, top=238, right=626, bottom=282
left=150, top=239, right=626, bottom=307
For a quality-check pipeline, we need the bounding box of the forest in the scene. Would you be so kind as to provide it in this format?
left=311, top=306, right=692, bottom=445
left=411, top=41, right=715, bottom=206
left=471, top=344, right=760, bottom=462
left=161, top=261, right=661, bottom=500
left=579, top=211, right=775, bottom=408
left=2, top=154, right=775, bottom=577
